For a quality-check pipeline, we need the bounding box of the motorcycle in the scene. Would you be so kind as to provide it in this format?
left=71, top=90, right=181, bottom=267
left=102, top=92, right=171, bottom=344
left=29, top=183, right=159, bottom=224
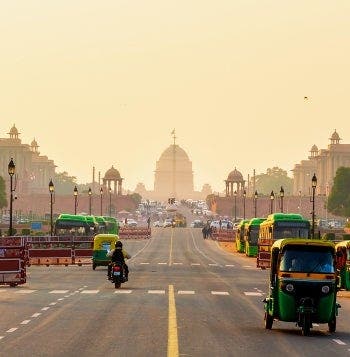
left=109, top=262, right=127, bottom=289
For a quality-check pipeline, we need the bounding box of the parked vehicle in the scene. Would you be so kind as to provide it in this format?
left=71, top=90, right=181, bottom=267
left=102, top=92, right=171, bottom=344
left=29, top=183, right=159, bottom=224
left=190, top=220, right=205, bottom=228
left=257, top=213, right=310, bottom=269
left=235, top=219, right=249, bottom=253
left=163, top=218, right=173, bottom=228
left=243, top=218, right=266, bottom=257
left=264, top=238, right=340, bottom=335
left=335, top=240, right=350, bottom=290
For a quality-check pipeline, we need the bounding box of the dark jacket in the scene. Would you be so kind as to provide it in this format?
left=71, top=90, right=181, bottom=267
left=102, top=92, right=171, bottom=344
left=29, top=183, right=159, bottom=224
left=111, top=248, right=126, bottom=264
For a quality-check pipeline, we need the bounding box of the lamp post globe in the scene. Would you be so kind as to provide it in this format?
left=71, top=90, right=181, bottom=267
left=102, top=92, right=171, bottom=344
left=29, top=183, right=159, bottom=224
left=73, top=185, right=78, bottom=215
left=270, top=190, right=275, bottom=214
left=100, top=187, right=103, bottom=216
left=8, top=158, right=15, bottom=236
left=88, top=187, right=92, bottom=215
left=49, top=179, right=54, bottom=236
left=280, top=186, right=285, bottom=213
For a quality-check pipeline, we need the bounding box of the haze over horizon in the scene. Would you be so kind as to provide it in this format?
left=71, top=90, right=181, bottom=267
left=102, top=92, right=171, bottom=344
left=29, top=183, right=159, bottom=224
left=1, top=1, right=349, bottom=192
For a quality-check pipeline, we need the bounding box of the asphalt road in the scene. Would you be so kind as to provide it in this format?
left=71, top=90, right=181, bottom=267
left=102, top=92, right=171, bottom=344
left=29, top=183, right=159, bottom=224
left=1, top=228, right=350, bottom=357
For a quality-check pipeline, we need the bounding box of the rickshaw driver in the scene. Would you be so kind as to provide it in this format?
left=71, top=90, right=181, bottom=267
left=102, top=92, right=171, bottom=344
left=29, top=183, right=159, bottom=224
left=107, top=241, right=131, bottom=281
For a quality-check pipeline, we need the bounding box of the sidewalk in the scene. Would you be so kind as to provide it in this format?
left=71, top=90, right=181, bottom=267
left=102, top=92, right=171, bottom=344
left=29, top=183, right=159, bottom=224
left=337, top=290, right=350, bottom=298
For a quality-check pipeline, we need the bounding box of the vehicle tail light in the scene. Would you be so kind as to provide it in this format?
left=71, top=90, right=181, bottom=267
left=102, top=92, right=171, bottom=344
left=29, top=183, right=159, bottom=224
left=113, top=266, right=121, bottom=272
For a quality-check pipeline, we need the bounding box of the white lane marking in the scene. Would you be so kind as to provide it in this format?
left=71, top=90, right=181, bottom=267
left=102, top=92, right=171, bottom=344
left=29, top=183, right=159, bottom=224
left=209, top=263, right=219, bottom=266
left=78, top=288, right=84, bottom=290
left=225, top=264, right=235, bottom=267
left=20, top=320, right=31, bottom=325
left=31, top=313, right=41, bottom=318
left=57, top=298, right=64, bottom=301
left=83, top=285, right=88, bottom=288
left=114, top=290, right=132, bottom=294
left=65, top=295, right=70, bottom=298
left=6, top=328, right=18, bottom=333
left=0, top=336, right=4, bottom=340
left=128, top=237, right=153, bottom=261
left=81, top=290, right=99, bottom=294
left=244, top=292, right=263, bottom=296
left=211, top=291, right=229, bottom=295
left=158, top=262, right=167, bottom=265
left=49, top=302, right=57, bottom=306
left=333, top=339, right=346, bottom=345
left=243, top=265, right=253, bottom=268
left=178, top=291, right=195, bottom=295
left=50, top=290, right=69, bottom=294
left=148, top=290, right=165, bottom=294
left=140, top=262, right=150, bottom=265
left=173, top=262, right=183, bottom=265
left=41, top=307, right=50, bottom=311
left=15, top=290, right=37, bottom=294
left=191, top=263, right=200, bottom=266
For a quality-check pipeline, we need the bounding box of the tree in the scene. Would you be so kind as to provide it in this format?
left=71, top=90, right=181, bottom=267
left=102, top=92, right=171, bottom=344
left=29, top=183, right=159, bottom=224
left=128, top=193, right=142, bottom=206
left=327, top=167, right=350, bottom=217
left=0, top=176, right=7, bottom=209
left=254, top=167, right=293, bottom=196
left=53, top=171, right=77, bottom=195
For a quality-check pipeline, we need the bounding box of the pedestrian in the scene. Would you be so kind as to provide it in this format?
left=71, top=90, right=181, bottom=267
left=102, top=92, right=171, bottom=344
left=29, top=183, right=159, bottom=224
left=202, top=225, right=207, bottom=239
left=219, top=219, right=222, bottom=230
left=147, top=217, right=151, bottom=229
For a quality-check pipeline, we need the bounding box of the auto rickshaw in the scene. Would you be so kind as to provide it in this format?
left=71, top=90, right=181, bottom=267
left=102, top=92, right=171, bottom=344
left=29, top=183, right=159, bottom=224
left=263, top=238, right=340, bottom=336
left=335, top=240, right=350, bottom=290
left=92, top=234, right=118, bottom=270
left=235, top=219, right=249, bottom=253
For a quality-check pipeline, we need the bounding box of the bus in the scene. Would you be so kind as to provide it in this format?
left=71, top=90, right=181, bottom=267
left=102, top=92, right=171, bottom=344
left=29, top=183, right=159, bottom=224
left=257, top=213, right=310, bottom=269
left=54, top=214, right=95, bottom=236
left=243, top=218, right=266, bottom=257
left=235, top=219, right=249, bottom=253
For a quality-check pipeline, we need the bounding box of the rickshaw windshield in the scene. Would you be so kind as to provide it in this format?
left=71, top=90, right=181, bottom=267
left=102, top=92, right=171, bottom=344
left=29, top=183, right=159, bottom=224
left=280, top=247, right=334, bottom=273
left=249, top=227, right=259, bottom=244
left=274, top=227, right=309, bottom=239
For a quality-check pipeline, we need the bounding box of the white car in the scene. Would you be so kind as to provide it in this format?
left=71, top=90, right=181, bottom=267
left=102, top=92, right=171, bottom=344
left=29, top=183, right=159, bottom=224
left=124, top=218, right=138, bottom=227
left=163, top=218, right=173, bottom=228
left=210, top=220, right=233, bottom=229
left=153, top=220, right=162, bottom=227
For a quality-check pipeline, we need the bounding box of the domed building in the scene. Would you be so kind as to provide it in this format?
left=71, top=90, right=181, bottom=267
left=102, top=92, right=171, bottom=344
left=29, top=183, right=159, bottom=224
left=102, top=165, right=123, bottom=195
left=225, top=167, right=245, bottom=197
left=293, top=129, right=350, bottom=195
left=154, top=142, right=194, bottom=200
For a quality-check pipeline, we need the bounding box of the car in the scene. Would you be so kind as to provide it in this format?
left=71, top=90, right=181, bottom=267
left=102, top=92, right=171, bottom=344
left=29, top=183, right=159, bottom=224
left=210, top=220, right=233, bottom=230
left=153, top=220, right=162, bottom=227
left=190, top=220, right=204, bottom=228
left=163, top=218, right=173, bottom=228
left=124, top=218, right=138, bottom=227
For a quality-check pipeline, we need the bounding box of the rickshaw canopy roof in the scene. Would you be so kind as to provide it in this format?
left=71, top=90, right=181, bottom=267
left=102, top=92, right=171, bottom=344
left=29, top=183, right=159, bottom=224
left=335, top=240, right=350, bottom=249
left=272, top=238, right=335, bottom=251
left=93, top=234, right=119, bottom=250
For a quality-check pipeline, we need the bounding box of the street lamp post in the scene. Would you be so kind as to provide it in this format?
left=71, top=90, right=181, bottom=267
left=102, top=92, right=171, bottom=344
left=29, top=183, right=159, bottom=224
left=254, top=190, right=258, bottom=217
left=8, top=158, right=15, bottom=236
left=243, top=189, right=246, bottom=220
left=49, top=179, right=54, bottom=236
left=100, top=187, right=103, bottom=216
left=109, top=187, right=112, bottom=217
left=88, top=187, right=92, bottom=215
left=270, top=190, right=275, bottom=214
left=233, top=190, right=237, bottom=222
left=73, top=186, right=78, bottom=215
left=311, top=174, right=317, bottom=238
left=280, top=186, right=284, bottom=213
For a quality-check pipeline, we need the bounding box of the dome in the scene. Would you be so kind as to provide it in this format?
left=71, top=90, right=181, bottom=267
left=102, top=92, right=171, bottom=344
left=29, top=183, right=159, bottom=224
left=8, top=124, right=20, bottom=136
left=310, top=144, right=318, bottom=152
left=330, top=129, right=341, bottom=141
left=227, top=167, right=243, bottom=181
left=31, top=138, right=38, bottom=147
left=104, top=165, right=121, bottom=180
left=159, top=145, right=190, bottom=161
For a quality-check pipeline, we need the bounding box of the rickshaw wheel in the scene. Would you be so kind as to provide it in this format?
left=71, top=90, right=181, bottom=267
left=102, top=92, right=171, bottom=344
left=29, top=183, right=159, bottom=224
left=115, top=282, right=121, bottom=289
left=301, top=315, right=311, bottom=336
left=264, top=312, right=273, bottom=329
left=328, top=317, right=336, bottom=333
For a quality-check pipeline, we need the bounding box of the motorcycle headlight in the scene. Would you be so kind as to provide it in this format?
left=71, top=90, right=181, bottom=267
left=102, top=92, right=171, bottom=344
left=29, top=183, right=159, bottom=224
left=286, top=283, right=294, bottom=292
left=321, top=285, right=330, bottom=294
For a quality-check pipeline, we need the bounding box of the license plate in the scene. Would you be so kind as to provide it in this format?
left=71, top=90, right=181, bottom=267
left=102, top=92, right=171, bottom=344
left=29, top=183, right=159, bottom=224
left=113, top=271, right=121, bottom=276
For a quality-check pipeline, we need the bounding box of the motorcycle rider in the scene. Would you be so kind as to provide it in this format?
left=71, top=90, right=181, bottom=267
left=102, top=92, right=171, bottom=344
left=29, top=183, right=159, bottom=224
left=107, top=241, right=131, bottom=281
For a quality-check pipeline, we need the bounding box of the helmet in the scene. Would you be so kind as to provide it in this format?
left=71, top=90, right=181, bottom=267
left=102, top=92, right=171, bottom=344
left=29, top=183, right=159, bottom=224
left=116, top=241, right=123, bottom=248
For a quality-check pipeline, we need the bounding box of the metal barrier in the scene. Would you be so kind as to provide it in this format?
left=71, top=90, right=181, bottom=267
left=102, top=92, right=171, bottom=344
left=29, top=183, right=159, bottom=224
left=211, top=229, right=235, bottom=242
left=0, top=237, right=27, bottom=286
left=119, top=228, right=151, bottom=239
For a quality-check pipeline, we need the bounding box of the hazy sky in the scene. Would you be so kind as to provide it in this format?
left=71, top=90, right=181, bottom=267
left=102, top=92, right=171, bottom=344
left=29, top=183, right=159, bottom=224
left=1, top=1, right=350, bottom=193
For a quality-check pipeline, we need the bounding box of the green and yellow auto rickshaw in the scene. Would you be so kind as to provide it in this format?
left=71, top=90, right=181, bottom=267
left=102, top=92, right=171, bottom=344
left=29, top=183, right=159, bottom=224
left=244, top=217, right=266, bottom=257
left=235, top=219, right=249, bottom=253
left=264, top=238, right=340, bottom=335
left=92, top=234, right=118, bottom=270
left=335, top=240, right=350, bottom=290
